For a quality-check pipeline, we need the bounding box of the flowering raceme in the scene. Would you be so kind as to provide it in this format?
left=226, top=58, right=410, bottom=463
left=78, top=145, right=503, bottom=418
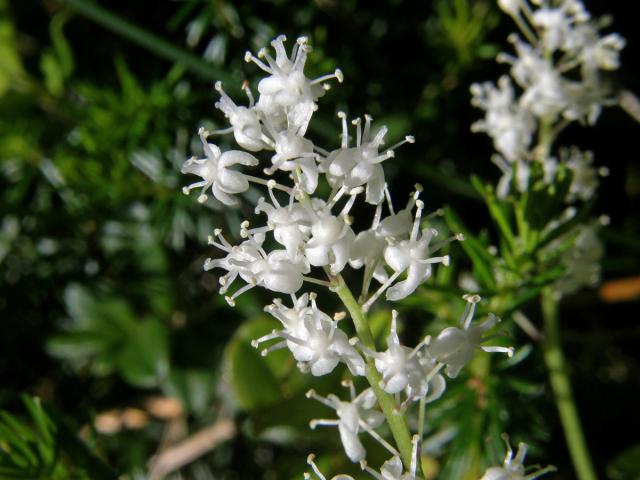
left=179, top=29, right=553, bottom=478
left=470, top=0, right=622, bottom=298
left=472, top=0, right=623, bottom=199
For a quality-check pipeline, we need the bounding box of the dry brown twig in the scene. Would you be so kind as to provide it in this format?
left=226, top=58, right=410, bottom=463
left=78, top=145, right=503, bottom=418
left=148, top=418, right=236, bottom=479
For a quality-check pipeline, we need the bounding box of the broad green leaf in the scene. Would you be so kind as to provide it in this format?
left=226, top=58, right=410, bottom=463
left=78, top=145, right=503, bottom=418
left=224, top=317, right=307, bottom=410
left=116, top=318, right=169, bottom=388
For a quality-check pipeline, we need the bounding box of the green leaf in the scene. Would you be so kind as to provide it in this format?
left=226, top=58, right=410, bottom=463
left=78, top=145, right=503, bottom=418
left=49, top=284, right=169, bottom=388
left=224, top=317, right=307, bottom=410
left=116, top=318, right=170, bottom=388
left=164, top=368, right=216, bottom=416
left=537, top=197, right=596, bottom=250
left=471, top=175, right=516, bottom=252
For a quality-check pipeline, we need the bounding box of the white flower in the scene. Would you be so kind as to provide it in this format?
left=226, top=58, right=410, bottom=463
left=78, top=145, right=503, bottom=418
left=249, top=183, right=312, bottom=259
left=582, top=32, right=626, bottom=72
left=205, top=230, right=309, bottom=305
left=349, top=188, right=420, bottom=286
left=480, top=435, right=556, bottom=480
left=254, top=293, right=364, bottom=376
left=497, top=36, right=569, bottom=121
left=204, top=230, right=262, bottom=290
left=321, top=113, right=414, bottom=205
left=361, top=310, right=445, bottom=404
left=245, top=35, right=343, bottom=134
left=552, top=219, right=605, bottom=297
left=430, top=295, right=514, bottom=378
left=362, top=199, right=452, bottom=311
left=307, top=384, right=389, bottom=463
left=267, top=129, right=319, bottom=193
left=383, top=228, right=447, bottom=302
left=383, top=201, right=449, bottom=301
left=532, top=3, right=589, bottom=53
left=213, top=81, right=267, bottom=152
left=562, top=147, right=607, bottom=202
left=296, top=311, right=365, bottom=376
left=471, top=76, right=536, bottom=162
left=305, top=203, right=356, bottom=276
left=181, top=128, right=258, bottom=205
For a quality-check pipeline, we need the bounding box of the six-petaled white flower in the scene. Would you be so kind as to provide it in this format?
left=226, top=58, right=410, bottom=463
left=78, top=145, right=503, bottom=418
left=307, top=383, right=392, bottom=463
left=181, top=128, right=258, bottom=205
left=430, top=295, right=514, bottom=378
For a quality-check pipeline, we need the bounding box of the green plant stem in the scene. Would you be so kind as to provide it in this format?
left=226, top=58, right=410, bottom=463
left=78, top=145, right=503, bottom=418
left=62, top=0, right=237, bottom=85
left=333, top=274, right=419, bottom=474
left=541, top=288, right=597, bottom=480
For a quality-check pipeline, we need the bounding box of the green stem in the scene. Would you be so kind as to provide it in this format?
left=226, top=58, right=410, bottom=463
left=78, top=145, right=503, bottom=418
left=333, top=275, right=419, bottom=474
left=541, top=288, right=597, bottom=480
left=62, top=0, right=237, bottom=86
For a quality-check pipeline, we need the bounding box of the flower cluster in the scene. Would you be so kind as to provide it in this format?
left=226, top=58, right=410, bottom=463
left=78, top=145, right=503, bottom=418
left=181, top=34, right=516, bottom=476
left=471, top=0, right=623, bottom=200
left=471, top=0, right=619, bottom=297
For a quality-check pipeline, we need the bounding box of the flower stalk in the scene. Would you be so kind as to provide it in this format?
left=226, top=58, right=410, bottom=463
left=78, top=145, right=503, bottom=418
left=332, top=274, right=418, bottom=473
left=541, top=287, right=597, bottom=480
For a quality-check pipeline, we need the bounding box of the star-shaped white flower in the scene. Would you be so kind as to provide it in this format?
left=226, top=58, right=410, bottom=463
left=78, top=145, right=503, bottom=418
left=181, top=128, right=258, bottom=205
left=254, top=293, right=364, bottom=377
left=307, top=383, right=393, bottom=463
left=321, top=113, right=414, bottom=205
left=430, top=295, right=514, bottom=378
left=245, top=35, right=343, bottom=134
left=213, top=81, right=267, bottom=152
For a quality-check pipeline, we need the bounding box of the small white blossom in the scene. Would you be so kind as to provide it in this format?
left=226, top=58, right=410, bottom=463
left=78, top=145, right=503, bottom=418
left=532, top=2, right=589, bottom=53
left=245, top=35, right=343, bottom=134
left=362, top=198, right=453, bottom=311
left=181, top=128, right=258, bottom=205
left=205, top=230, right=309, bottom=305
left=471, top=76, right=536, bottom=162
left=267, top=129, right=319, bottom=193
left=254, top=293, right=364, bottom=376
left=430, top=295, right=514, bottom=378
left=562, top=147, right=607, bottom=202
left=307, top=384, right=392, bottom=463
left=249, top=183, right=312, bottom=259
left=212, top=81, right=267, bottom=152
left=551, top=219, right=606, bottom=297
left=304, top=200, right=357, bottom=276
left=480, top=435, right=556, bottom=480
left=507, top=37, right=569, bottom=121
left=360, top=310, right=445, bottom=404
left=383, top=221, right=449, bottom=302
left=321, top=113, right=414, bottom=205
left=349, top=188, right=420, bottom=286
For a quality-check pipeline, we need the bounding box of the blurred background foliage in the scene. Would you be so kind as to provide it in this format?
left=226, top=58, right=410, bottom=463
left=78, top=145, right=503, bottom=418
left=1, top=0, right=639, bottom=478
